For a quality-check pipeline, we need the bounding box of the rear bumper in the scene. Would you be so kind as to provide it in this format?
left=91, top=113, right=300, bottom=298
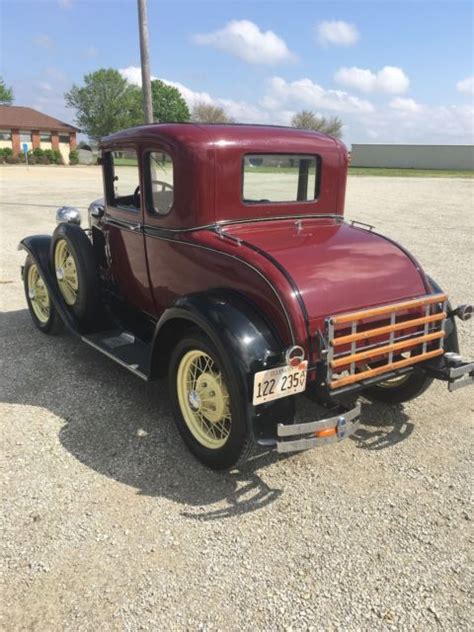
left=448, top=361, right=474, bottom=391
left=276, top=402, right=360, bottom=453
left=423, top=352, right=474, bottom=392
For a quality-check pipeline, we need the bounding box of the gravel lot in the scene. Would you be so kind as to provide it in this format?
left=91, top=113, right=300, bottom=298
left=1, top=166, right=473, bottom=631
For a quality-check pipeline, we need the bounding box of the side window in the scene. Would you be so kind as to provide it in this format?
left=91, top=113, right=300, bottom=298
left=147, top=151, right=174, bottom=215
left=106, top=149, right=140, bottom=211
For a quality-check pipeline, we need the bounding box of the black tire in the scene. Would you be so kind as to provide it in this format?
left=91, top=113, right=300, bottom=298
left=50, top=223, right=99, bottom=326
left=23, top=255, right=63, bottom=335
left=169, top=330, right=254, bottom=470
left=363, top=371, right=434, bottom=404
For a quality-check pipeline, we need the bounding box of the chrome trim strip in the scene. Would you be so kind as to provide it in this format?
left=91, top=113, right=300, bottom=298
left=105, top=214, right=142, bottom=233
left=141, top=213, right=343, bottom=235
left=81, top=336, right=149, bottom=381
left=143, top=229, right=296, bottom=343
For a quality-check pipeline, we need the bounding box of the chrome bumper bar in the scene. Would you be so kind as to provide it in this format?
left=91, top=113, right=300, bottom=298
left=276, top=403, right=361, bottom=453
left=448, top=361, right=474, bottom=392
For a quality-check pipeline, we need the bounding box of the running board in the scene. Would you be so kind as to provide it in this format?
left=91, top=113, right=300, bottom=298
left=82, top=330, right=151, bottom=380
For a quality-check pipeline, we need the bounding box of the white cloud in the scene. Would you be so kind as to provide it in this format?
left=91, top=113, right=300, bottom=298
left=83, top=45, right=98, bottom=58
left=37, top=81, right=53, bottom=92
left=46, top=67, right=66, bottom=81
left=33, top=34, right=53, bottom=49
left=117, top=66, right=473, bottom=144
left=317, top=21, right=359, bottom=46
left=119, top=66, right=271, bottom=124
left=335, top=65, right=409, bottom=94
left=262, top=76, right=374, bottom=114
left=389, top=97, right=423, bottom=113
left=456, top=76, right=474, bottom=95
left=352, top=103, right=474, bottom=144
left=119, top=66, right=143, bottom=86
left=193, top=20, right=296, bottom=65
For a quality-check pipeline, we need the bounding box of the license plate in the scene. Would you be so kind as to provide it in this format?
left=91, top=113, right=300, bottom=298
left=252, top=361, right=308, bottom=405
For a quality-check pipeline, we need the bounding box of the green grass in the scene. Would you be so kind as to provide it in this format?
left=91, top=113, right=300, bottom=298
left=348, top=167, right=474, bottom=178
left=114, top=160, right=473, bottom=178
left=114, top=158, right=138, bottom=166
left=244, top=165, right=473, bottom=177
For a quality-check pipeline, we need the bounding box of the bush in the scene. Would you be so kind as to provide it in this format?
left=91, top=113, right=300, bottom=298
left=17, top=151, right=26, bottom=163
left=3, top=147, right=13, bottom=157
left=27, top=153, right=37, bottom=165
left=69, top=149, right=79, bottom=165
left=33, top=147, right=44, bottom=159
left=53, top=149, right=64, bottom=165
left=42, top=149, right=54, bottom=163
left=6, top=154, right=19, bottom=164
left=40, top=155, right=51, bottom=165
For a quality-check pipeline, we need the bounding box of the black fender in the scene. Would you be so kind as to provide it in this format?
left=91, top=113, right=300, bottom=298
left=18, top=235, right=81, bottom=334
left=427, top=275, right=459, bottom=354
left=150, top=290, right=295, bottom=442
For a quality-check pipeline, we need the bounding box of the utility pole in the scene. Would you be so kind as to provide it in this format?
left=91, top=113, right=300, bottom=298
left=137, top=0, right=153, bottom=123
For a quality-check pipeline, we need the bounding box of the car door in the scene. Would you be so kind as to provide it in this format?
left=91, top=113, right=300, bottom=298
left=102, top=146, right=156, bottom=315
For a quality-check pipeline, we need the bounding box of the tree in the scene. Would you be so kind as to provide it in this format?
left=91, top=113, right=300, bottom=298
left=0, top=77, right=14, bottom=105
left=150, top=80, right=190, bottom=122
left=129, top=79, right=190, bottom=125
left=192, top=102, right=235, bottom=124
left=65, top=69, right=137, bottom=140
left=291, top=110, right=343, bottom=138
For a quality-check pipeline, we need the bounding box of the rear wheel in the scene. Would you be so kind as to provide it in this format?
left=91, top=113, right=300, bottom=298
left=169, top=332, right=253, bottom=469
left=363, top=371, right=433, bottom=404
left=51, top=223, right=99, bottom=326
left=24, top=255, right=62, bottom=334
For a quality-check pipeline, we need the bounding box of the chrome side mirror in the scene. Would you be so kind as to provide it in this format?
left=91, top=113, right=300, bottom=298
left=56, top=206, right=82, bottom=226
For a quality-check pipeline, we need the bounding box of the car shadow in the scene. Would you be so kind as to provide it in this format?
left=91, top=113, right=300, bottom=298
left=1, top=308, right=285, bottom=520
left=351, top=400, right=414, bottom=450
left=1, top=308, right=414, bottom=520
left=296, top=391, right=413, bottom=451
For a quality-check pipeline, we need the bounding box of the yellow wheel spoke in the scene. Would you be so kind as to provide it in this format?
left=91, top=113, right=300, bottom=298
left=176, top=349, right=232, bottom=450
left=55, top=239, right=79, bottom=306
left=27, top=264, right=50, bottom=323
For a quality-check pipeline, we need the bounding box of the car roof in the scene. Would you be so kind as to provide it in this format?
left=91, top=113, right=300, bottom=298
left=101, top=122, right=339, bottom=150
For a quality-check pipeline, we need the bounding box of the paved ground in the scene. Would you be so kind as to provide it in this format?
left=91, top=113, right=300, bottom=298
left=1, top=166, right=473, bottom=631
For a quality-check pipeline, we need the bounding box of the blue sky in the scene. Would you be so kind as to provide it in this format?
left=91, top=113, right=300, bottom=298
left=1, top=0, right=473, bottom=144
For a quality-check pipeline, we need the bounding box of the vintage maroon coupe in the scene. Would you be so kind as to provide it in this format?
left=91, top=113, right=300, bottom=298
left=19, top=124, right=473, bottom=469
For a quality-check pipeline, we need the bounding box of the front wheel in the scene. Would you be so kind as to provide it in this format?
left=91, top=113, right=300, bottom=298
left=23, top=255, right=62, bottom=334
left=50, top=223, right=99, bottom=326
left=168, top=331, right=254, bottom=469
left=363, top=371, right=433, bottom=404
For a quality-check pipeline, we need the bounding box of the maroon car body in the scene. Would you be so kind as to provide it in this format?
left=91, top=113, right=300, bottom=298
left=19, top=123, right=473, bottom=469
left=98, top=124, right=429, bottom=347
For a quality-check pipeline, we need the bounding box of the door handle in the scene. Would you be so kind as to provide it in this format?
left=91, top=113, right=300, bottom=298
left=130, top=223, right=142, bottom=232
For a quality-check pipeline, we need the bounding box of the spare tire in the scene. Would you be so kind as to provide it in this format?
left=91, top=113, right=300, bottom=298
left=51, top=223, right=99, bottom=325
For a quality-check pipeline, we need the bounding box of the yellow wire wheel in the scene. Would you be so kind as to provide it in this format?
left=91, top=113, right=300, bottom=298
left=27, top=263, right=50, bottom=324
left=54, top=238, right=79, bottom=306
left=176, top=349, right=232, bottom=450
left=377, top=374, right=410, bottom=388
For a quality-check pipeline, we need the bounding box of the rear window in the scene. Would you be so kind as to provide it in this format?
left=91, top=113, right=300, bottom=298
left=242, top=154, right=320, bottom=204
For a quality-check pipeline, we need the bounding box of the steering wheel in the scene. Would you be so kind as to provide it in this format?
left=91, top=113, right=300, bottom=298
left=133, top=185, right=140, bottom=208
left=152, top=179, right=174, bottom=192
